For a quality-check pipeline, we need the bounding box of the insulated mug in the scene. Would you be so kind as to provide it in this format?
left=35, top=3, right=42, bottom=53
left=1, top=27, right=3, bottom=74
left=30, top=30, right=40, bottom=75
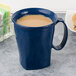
left=12, top=8, right=68, bottom=70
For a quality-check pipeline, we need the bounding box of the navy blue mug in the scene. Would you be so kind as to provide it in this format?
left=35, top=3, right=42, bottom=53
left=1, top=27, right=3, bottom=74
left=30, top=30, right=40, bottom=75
left=12, top=8, right=68, bottom=70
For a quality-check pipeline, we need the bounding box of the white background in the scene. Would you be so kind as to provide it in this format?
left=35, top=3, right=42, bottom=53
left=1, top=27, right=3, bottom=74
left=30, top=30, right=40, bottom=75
left=0, top=0, right=76, bottom=13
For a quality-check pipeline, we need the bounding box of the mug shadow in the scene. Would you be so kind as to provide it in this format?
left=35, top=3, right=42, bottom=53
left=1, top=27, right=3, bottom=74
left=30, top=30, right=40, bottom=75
left=22, top=59, right=60, bottom=76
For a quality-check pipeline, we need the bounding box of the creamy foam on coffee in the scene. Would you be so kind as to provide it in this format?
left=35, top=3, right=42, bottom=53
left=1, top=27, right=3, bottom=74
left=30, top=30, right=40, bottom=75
left=17, top=15, right=52, bottom=27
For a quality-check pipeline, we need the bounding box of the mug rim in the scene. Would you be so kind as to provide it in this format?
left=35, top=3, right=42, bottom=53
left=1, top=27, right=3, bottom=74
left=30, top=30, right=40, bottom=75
left=11, top=7, right=58, bottom=29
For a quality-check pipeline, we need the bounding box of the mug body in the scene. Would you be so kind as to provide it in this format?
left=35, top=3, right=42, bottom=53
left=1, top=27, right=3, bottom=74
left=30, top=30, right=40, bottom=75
left=12, top=8, right=58, bottom=70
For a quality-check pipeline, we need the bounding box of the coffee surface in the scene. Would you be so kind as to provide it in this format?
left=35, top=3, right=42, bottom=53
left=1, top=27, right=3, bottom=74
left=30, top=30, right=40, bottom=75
left=17, top=15, right=52, bottom=27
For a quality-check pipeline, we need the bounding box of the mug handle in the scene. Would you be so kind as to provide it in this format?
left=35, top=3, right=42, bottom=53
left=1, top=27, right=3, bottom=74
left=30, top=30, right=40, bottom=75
left=52, top=18, right=68, bottom=50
